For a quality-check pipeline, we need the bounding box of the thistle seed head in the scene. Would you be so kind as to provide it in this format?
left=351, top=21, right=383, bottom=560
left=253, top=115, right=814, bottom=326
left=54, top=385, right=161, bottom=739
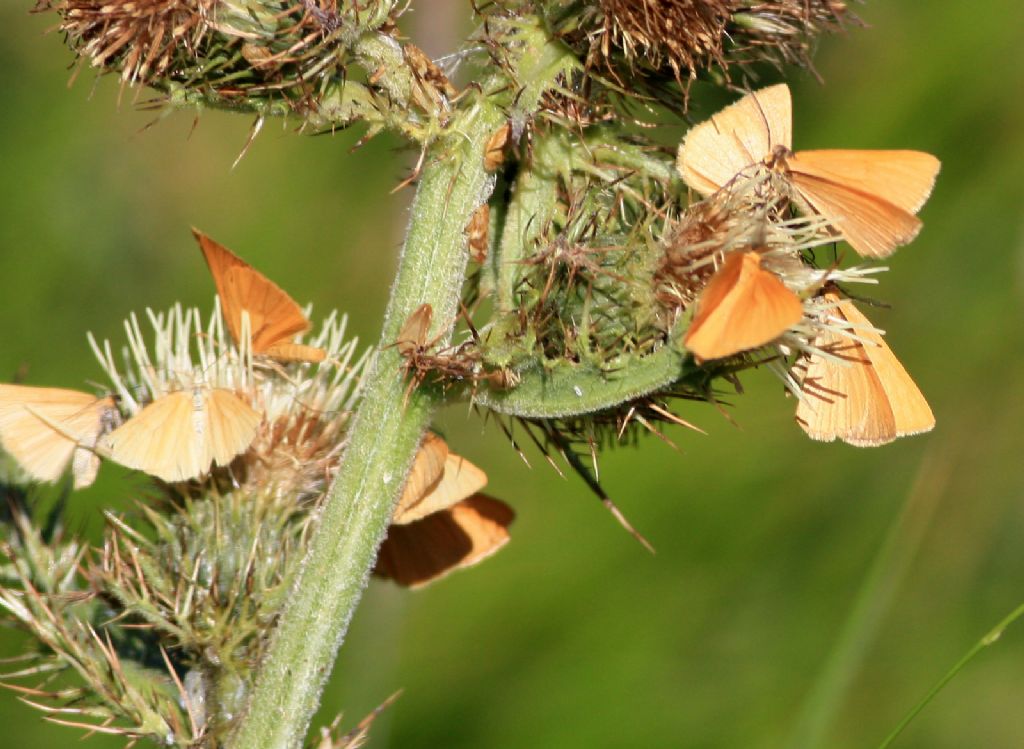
left=45, top=0, right=214, bottom=85
left=546, top=0, right=852, bottom=92
left=729, top=2, right=852, bottom=72
left=596, top=0, right=734, bottom=79
left=36, top=0, right=400, bottom=116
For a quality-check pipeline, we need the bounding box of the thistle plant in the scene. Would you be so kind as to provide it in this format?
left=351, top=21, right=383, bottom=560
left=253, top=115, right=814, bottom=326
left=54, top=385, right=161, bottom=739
left=1, top=0, right=941, bottom=746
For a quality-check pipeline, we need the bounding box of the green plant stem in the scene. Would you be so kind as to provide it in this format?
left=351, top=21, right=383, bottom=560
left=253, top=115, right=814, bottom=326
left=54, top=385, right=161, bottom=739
left=226, top=105, right=502, bottom=749
left=228, top=19, right=577, bottom=749
left=877, top=602, right=1024, bottom=749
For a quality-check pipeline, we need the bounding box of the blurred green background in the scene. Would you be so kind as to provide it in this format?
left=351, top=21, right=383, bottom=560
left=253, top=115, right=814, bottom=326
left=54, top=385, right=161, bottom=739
left=2, top=2, right=1023, bottom=747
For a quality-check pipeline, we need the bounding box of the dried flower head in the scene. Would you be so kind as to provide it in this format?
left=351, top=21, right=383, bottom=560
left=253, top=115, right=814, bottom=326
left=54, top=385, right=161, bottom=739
left=729, top=2, right=852, bottom=72
left=546, top=0, right=850, bottom=91
left=595, top=0, right=734, bottom=78
left=46, top=0, right=213, bottom=85
left=35, top=0, right=402, bottom=125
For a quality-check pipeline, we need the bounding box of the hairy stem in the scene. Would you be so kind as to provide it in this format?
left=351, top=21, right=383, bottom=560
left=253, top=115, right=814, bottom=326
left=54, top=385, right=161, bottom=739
left=228, top=19, right=577, bottom=749
left=227, top=104, right=499, bottom=749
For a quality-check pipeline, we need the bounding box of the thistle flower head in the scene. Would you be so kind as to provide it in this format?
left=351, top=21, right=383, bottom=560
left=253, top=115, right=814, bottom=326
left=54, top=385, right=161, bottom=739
left=546, top=0, right=851, bottom=93
left=729, top=2, right=852, bottom=71
left=454, top=111, right=931, bottom=487
left=49, top=0, right=213, bottom=85
left=87, top=298, right=366, bottom=495
left=37, top=0, right=402, bottom=122
left=593, top=0, right=734, bottom=78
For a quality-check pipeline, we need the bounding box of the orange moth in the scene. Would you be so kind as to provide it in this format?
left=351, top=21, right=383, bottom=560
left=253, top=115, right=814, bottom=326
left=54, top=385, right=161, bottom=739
left=484, top=123, right=511, bottom=172
left=796, top=291, right=934, bottom=446
left=376, top=496, right=515, bottom=589
left=376, top=433, right=513, bottom=588
left=99, top=387, right=260, bottom=483
left=683, top=251, right=803, bottom=361
left=0, top=384, right=117, bottom=488
left=676, top=84, right=940, bottom=258
left=390, top=432, right=489, bottom=524
left=467, top=204, right=490, bottom=263
left=392, top=431, right=450, bottom=519
left=193, top=229, right=326, bottom=363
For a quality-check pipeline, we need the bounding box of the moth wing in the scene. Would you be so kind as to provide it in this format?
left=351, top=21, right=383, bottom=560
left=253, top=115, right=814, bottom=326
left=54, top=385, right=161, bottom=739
left=677, top=84, right=791, bottom=195
left=796, top=348, right=895, bottom=446
left=834, top=301, right=935, bottom=439
left=376, top=494, right=514, bottom=589
left=260, top=343, right=327, bottom=363
left=683, top=252, right=745, bottom=357
left=194, top=229, right=310, bottom=352
left=448, top=495, right=514, bottom=571
left=794, top=297, right=901, bottom=444
left=393, top=432, right=448, bottom=523
left=394, top=451, right=488, bottom=524
left=467, top=203, right=491, bottom=263
left=194, top=228, right=249, bottom=344
left=70, top=447, right=102, bottom=490
left=101, top=391, right=206, bottom=483
left=789, top=170, right=923, bottom=259
left=684, top=252, right=803, bottom=361
left=55, top=394, right=116, bottom=489
left=203, top=389, right=261, bottom=468
left=788, top=149, right=940, bottom=214
left=222, top=266, right=311, bottom=354
left=0, top=385, right=111, bottom=486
